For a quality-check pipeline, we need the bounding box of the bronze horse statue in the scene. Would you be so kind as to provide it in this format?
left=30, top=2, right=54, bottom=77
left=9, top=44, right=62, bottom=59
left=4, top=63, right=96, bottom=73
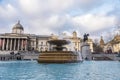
left=83, top=33, right=89, bottom=42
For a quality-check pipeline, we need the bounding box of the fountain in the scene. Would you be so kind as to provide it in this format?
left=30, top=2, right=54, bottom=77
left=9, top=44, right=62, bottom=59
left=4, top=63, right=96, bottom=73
left=37, top=39, right=82, bottom=63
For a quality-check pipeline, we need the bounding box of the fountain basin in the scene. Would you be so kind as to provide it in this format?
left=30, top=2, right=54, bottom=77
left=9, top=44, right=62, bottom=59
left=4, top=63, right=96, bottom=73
left=38, top=39, right=82, bottom=63
left=37, top=51, right=81, bottom=63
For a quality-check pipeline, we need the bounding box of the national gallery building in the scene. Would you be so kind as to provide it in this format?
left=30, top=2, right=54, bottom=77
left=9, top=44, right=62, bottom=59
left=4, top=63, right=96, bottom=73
left=0, top=21, right=93, bottom=53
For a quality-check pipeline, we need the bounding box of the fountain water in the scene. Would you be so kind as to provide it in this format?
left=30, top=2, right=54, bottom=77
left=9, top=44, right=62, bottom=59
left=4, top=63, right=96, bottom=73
left=37, top=39, right=82, bottom=63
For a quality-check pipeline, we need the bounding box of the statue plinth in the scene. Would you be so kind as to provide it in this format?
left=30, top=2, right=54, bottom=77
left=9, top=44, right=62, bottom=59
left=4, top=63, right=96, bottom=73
left=81, top=42, right=91, bottom=60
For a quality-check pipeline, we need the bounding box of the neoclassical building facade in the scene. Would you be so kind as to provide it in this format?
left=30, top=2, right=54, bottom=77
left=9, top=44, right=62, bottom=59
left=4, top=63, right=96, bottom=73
left=104, top=34, right=120, bottom=53
left=0, top=21, right=93, bottom=53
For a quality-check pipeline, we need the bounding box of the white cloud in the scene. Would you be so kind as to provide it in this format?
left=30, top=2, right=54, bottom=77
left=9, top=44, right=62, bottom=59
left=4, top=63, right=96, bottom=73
left=77, top=0, right=97, bottom=6
left=47, top=0, right=74, bottom=12
left=19, top=0, right=74, bottom=15
left=72, top=14, right=117, bottom=32
left=0, top=0, right=120, bottom=43
left=25, top=15, right=72, bottom=34
left=0, top=4, right=17, bottom=19
left=19, top=0, right=42, bottom=15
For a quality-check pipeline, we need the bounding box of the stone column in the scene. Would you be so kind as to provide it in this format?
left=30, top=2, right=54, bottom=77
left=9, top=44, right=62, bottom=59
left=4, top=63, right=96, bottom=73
left=19, top=39, right=21, bottom=50
left=18, top=39, right=20, bottom=50
left=0, top=38, right=1, bottom=50
left=6, top=38, right=9, bottom=50
left=10, top=38, right=12, bottom=50
left=14, top=39, right=16, bottom=50
left=25, top=39, right=27, bottom=51
left=21, top=39, right=24, bottom=50
left=2, top=38, right=5, bottom=50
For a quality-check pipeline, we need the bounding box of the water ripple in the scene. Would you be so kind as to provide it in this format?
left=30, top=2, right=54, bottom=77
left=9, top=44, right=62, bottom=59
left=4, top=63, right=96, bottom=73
left=0, top=61, right=120, bottom=80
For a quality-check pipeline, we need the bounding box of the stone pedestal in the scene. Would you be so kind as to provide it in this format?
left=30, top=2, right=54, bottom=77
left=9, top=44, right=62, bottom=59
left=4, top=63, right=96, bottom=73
left=81, top=42, right=91, bottom=60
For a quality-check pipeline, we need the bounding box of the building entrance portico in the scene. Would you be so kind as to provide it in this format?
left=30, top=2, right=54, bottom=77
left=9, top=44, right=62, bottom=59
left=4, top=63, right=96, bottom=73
left=0, top=21, right=29, bottom=51
left=0, top=37, right=28, bottom=51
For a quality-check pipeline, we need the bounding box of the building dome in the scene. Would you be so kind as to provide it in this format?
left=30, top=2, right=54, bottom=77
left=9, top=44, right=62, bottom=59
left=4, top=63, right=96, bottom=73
left=72, top=31, right=77, bottom=38
left=12, top=21, right=24, bottom=34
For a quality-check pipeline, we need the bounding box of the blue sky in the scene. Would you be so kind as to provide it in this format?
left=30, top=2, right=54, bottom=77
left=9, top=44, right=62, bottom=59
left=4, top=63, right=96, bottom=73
left=0, top=0, right=120, bottom=42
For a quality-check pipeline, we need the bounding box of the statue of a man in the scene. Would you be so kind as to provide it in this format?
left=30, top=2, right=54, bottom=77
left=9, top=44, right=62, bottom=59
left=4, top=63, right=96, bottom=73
left=83, top=33, right=89, bottom=42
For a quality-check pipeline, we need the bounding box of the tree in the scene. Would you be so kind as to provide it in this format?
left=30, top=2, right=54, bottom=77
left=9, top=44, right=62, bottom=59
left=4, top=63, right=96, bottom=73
left=93, top=39, right=103, bottom=53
